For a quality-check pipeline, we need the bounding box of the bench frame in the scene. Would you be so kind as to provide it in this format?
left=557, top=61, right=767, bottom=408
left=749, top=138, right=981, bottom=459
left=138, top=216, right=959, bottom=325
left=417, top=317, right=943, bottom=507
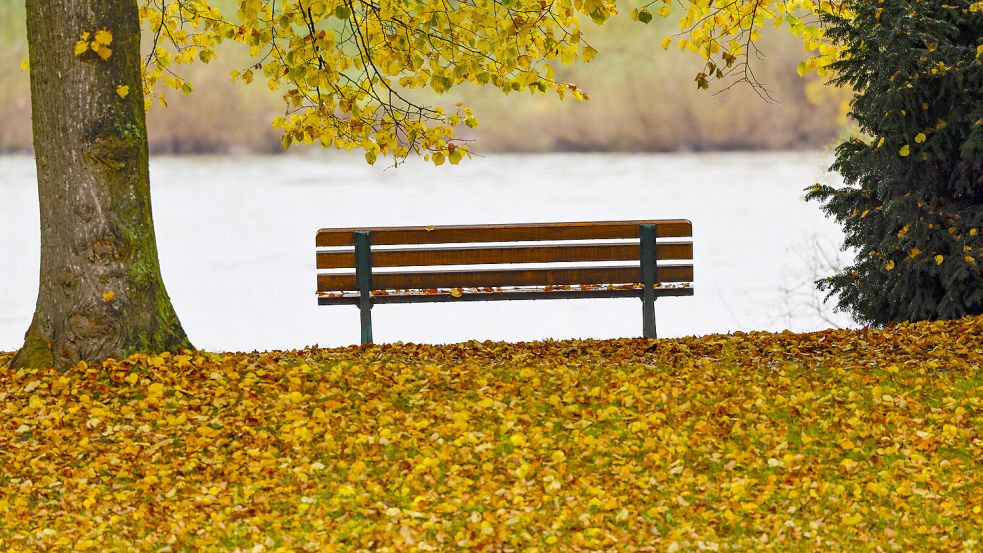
left=316, top=221, right=693, bottom=344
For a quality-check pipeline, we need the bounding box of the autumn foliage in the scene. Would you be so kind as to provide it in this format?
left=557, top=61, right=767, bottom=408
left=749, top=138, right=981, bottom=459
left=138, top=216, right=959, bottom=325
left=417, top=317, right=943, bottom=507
left=131, top=0, right=848, bottom=165
left=2, top=316, right=982, bottom=550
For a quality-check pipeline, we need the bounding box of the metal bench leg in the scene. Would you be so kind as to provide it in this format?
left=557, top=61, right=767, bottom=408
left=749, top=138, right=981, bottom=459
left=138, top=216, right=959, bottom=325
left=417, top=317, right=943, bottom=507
left=359, top=303, right=373, bottom=345
left=640, top=224, right=658, bottom=339
left=354, top=231, right=374, bottom=345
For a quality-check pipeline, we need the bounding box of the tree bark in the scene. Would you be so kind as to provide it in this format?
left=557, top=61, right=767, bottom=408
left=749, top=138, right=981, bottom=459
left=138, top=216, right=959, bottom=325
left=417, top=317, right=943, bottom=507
left=13, top=0, right=191, bottom=370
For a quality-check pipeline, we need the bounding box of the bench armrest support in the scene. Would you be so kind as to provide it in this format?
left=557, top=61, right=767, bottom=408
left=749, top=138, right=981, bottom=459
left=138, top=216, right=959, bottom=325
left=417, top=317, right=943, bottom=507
left=641, top=224, right=659, bottom=339
left=355, top=231, right=374, bottom=344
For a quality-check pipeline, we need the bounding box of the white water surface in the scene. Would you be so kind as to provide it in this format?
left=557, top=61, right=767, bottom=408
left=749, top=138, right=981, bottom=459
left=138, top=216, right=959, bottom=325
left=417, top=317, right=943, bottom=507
left=0, top=152, right=854, bottom=352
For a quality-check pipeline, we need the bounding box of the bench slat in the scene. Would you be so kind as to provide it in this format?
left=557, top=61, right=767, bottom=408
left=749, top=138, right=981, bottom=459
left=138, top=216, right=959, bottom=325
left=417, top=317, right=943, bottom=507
left=316, top=241, right=693, bottom=269
left=318, top=286, right=695, bottom=305
left=316, top=219, right=692, bottom=247
left=317, top=264, right=693, bottom=291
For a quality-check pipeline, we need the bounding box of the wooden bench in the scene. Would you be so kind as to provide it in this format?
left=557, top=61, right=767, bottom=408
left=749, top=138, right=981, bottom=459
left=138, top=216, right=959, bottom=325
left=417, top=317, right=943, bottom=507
left=316, top=220, right=694, bottom=344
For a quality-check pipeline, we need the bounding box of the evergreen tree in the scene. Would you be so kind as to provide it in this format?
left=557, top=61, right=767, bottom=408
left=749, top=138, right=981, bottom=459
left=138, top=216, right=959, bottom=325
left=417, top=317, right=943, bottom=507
left=808, top=0, right=983, bottom=326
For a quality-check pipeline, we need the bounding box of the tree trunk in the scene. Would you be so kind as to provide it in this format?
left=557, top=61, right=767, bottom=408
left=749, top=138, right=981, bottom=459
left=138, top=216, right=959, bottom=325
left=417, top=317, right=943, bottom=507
left=12, top=0, right=191, bottom=370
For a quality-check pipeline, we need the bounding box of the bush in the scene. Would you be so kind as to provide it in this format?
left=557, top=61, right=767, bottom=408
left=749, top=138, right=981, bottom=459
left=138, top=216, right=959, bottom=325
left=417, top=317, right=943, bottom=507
left=808, top=0, right=983, bottom=326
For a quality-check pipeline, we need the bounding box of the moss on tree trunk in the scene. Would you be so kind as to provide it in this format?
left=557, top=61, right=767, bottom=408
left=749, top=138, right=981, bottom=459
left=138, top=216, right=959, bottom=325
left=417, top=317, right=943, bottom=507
left=12, top=0, right=191, bottom=370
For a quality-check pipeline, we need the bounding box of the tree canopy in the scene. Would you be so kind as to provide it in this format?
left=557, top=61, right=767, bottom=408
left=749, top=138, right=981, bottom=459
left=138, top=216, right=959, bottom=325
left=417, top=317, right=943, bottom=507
left=130, top=0, right=847, bottom=165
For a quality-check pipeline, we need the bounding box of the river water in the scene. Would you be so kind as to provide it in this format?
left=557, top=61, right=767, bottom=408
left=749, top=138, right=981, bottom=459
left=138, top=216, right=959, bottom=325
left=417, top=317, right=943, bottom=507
left=0, top=152, right=855, bottom=352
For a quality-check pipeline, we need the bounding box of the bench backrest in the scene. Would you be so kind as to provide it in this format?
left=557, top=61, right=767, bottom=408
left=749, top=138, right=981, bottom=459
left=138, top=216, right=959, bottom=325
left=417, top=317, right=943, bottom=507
left=315, top=220, right=693, bottom=302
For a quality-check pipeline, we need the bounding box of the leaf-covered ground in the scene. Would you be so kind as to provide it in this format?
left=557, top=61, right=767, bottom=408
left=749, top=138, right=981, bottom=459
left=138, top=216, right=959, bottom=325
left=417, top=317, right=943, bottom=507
left=2, top=316, right=982, bottom=551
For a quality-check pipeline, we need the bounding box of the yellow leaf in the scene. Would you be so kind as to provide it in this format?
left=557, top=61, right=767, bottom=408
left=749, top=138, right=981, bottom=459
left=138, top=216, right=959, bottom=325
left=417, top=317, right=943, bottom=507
left=147, top=382, right=165, bottom=398
left=74, top=40, right=90, bottom=56
left=94, top=29, right=113, bottom=46
left=899, top=144, right=910, bottom=157
left=915, top=133, right=927, bottom=143
left=476, top=397, right=494, bottom=408
left=348, top=461, right=365, bottom=482
left=19, top=59, right=29, bottom=71
left=866, top=482, right=889, bottom=497
left=935, top=255, right=944, bottom=265
left=582, top=45, right=598, bottom=63
left=116, top=85, right=130, bottom=98
left=885, top=260, right=895, bottom=271
left=842, top=513, right=863, bottom=525
left=102, top=290, right=116, bottom=302
left=95, top=45, right=113, bottom=61
left=450, top=288, right=463, bottom=298
left=448, top=149, right=464, bottom=165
